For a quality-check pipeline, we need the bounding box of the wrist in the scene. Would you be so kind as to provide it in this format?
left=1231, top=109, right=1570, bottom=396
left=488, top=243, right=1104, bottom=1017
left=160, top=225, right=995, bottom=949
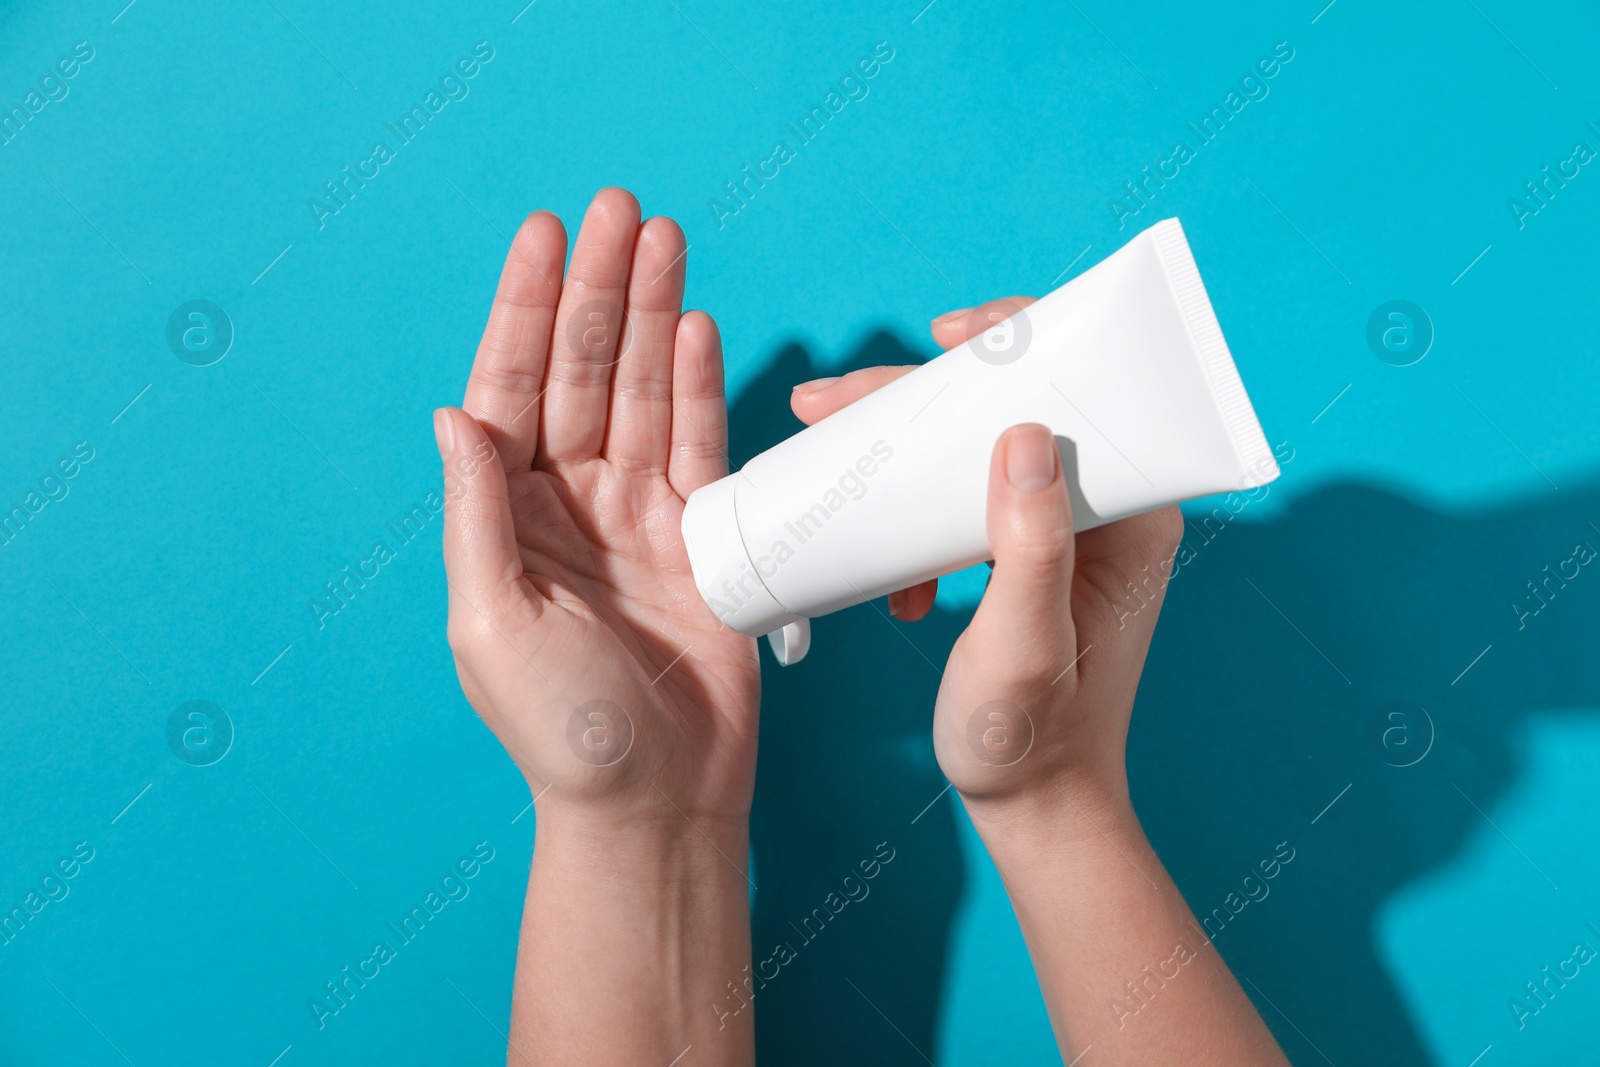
left=532, top=800, right=750, bottom=890
left=517, top=751, right=753, bottom=833
left=961, top=767, right=1138, bottom=851
left=518, top=791, right=756, bottom=1065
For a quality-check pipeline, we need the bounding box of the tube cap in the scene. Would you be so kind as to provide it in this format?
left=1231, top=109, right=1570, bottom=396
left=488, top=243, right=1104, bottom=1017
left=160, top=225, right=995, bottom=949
left=681, top=475, right=808, bottom=650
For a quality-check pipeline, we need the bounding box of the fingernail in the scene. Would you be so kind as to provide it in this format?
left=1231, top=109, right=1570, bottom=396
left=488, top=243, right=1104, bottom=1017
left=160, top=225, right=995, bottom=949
left=793, top=376, right=840, bottom=395
left=932, top=307, right=972, bottom=325
left=1005, top=425, right=1057, bottom=491
left=433, top=408, right=455, bottom=461
left=888, top=589, right=907, bottom=617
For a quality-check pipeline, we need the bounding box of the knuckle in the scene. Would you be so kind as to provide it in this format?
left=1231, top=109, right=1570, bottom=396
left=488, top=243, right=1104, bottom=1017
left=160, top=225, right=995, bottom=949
left=611, top=377, right=673, bottom=403
left=548, top=358, right=613, bottom=384
left=473, top=356, right=542, bottom=395
left=483, top=305, right=546, bottom=348
left=1017, top=658, right=1062, bottom=692
left=673, top=382, right=724, bottom=405
left=673, top=436, right=725, bottom=462
left=1012, top=521, right=1074, bottom=570
left=1013, top=540, right=1071, bottom=574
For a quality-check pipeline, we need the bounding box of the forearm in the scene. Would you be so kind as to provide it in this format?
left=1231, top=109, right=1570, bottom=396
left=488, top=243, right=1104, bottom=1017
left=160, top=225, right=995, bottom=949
left=510, top=809, right=755, bottom=1067
left=968, top=780, right=1287, bottom=1066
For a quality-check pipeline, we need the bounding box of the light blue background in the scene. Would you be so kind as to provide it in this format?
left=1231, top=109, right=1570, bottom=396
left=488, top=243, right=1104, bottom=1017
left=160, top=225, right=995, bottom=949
left=2, top=1, right=1597, bottom=1064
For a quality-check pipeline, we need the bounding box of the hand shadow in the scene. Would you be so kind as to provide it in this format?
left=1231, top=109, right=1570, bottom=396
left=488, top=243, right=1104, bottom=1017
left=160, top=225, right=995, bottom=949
left=737, top=333, right=965, bottom=1067
left=1129, top=472, right=1598, bottom=1066
left=737, top=330, right=1598, bottom=1066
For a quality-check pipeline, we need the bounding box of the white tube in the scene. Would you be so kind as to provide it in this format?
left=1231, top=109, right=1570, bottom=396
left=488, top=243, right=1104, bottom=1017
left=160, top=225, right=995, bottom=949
left=681, top=218, right=1279, bottom=665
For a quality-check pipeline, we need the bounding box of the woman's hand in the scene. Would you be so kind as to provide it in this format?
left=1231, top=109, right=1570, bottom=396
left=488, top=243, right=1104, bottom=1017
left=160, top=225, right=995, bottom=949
left=440, top=190, right=760, bottom=1067
left=436, top=188, right=760, bottom=826
left=790, top=296, right=1182, bottom=814
left=792, top=300, right=1286, bottom=1066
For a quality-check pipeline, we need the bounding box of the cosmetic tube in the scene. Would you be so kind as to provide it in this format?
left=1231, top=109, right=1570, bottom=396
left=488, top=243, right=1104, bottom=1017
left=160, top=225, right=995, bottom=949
left=681, top=218, right=1279, bottom=665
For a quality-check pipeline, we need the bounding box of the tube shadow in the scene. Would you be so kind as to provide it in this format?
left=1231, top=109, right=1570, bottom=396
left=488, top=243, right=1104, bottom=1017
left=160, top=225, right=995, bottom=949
left=739, top=329, right=1598, bottom=1066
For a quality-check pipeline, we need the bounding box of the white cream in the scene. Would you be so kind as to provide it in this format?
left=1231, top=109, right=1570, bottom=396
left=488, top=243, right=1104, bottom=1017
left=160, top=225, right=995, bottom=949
left=681, top=218, right=1279, bottom=664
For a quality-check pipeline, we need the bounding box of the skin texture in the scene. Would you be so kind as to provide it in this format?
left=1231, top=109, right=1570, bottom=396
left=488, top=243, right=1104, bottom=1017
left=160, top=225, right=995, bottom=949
left=439, top=191, right=1287, bottom=1065
left=789, top=297, right=1289, bottom=1065
left=436, top=189, right=759, bottom=1066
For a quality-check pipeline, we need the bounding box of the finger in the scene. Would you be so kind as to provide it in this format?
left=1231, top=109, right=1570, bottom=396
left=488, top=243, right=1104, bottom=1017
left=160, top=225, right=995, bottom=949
left=605, top=216, right=686, bottom=472
left=788, top=363, right=940, bottom=616
left=667, top=310, right=730, bottom=498
left=788, top=297, right=1041, bottom=427
left=542, top=188, right=641, bottom=461
left=888, top=579, right=938, bottom=622
left=790, top=365, right=919, bottom=425
left=435, top=407, right=528, bottom=618
left=930, top=296, right=1037, bottom=351
left=463, top=211, right=568, bottom=472
left=969, top=423, right=1077, bottom=678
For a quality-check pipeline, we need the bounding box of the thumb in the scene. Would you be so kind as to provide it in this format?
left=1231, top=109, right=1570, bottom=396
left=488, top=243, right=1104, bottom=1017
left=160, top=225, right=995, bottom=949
left=970, top=423, right=1078, bottom=675
left=435, top=407, right=524, bottom=615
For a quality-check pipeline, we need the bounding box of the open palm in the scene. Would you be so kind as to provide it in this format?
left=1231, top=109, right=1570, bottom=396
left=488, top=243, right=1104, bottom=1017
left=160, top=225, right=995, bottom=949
left=436, top=190, right=759, bottom=823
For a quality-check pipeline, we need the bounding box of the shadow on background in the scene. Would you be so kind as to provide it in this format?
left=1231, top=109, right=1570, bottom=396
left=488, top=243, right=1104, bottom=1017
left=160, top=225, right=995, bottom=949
left=739, top=331, right=1596, bottom=1066
left=737, top=333, right=966, bottom=1067
left=1128, top=465, right=1594, bottom=1067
